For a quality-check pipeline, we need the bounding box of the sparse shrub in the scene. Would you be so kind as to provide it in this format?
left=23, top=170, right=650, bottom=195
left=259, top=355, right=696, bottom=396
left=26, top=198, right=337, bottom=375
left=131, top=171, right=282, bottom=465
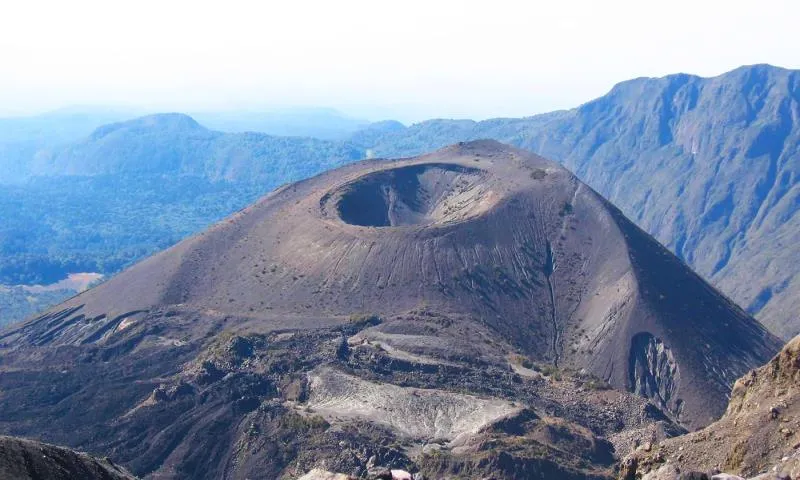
left=348, top=313, right=382, bottom=327
left=584, top=378, right=612, bottom=390
left=510, top=353, right=534, bottom=369
left=521, top=358, right=534, bottom=369
left=530, top=168, right=547, bottom=180
left=538, top=364, right=562, bottom=380
left=725, top=440, right=748, bottom=471
left=281, top=412, right=330, bottom=432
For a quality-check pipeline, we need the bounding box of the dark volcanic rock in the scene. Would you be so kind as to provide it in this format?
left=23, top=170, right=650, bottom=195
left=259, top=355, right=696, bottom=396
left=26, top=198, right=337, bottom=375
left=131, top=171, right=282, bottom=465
left=0, top=141, right=780, bottom=478
left=0, top=435, right=136, bottom=479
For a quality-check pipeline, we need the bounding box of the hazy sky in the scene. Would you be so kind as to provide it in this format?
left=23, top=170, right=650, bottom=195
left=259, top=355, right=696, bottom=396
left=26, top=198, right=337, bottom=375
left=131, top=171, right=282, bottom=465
left=1, top=0, right=797, bottom=122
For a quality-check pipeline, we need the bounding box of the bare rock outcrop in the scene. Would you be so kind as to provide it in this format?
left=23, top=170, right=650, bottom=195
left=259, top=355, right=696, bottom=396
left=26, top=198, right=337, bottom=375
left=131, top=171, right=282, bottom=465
left=620, top=335, right=800, bottom=479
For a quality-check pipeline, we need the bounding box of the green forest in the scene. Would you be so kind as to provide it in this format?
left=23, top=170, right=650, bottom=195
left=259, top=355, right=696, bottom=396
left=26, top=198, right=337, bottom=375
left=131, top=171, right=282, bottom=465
left=0, top=175, right=274, bottom=286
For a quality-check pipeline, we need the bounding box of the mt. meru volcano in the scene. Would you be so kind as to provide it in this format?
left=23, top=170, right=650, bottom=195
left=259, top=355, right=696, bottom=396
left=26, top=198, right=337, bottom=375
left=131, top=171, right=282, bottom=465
left=0, top=141, right=780, bottom=479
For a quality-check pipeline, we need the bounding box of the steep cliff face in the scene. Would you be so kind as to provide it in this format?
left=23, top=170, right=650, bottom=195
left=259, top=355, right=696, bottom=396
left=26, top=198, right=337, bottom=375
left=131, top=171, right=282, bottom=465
left=528, top=65, right=800, bottom=340
left=0, top=142, right=779, bottom=478
left=628, top=334, right=681, bottom=418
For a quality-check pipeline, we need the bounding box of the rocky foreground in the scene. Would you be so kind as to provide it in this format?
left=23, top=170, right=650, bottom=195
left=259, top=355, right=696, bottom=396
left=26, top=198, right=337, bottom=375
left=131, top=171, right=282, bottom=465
left=291, top=334, right=800, bottom=479
left=620, top=335, right=800, bottom=480
left=0, top=435, right=135, bottom=480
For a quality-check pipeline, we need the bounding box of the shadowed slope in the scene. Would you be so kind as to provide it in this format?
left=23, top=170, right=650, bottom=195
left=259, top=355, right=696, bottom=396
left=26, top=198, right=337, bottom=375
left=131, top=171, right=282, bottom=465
left=353, top=65, right=800, bottom=339
left=0, top=435, right=136, bottom=480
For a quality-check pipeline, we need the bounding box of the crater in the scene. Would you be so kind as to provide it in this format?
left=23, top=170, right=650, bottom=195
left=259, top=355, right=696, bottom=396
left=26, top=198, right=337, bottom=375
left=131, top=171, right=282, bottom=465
left=332, top=163, right=494, bottom=227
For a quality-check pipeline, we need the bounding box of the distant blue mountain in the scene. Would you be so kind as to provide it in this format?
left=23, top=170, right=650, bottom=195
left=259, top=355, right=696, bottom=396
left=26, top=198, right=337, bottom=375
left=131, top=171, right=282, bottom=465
left=0, top=112, right=370, bottom=326
left=190, top=107, right=370, bottom=139
left=32, top=113, right=363, bottom=181
left=0, top=108, right=138, bottom=183
left=0, top=107, right=376, bottom=183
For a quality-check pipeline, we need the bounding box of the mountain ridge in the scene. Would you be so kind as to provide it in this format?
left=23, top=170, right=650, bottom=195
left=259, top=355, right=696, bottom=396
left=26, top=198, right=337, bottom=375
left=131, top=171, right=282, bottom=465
left=1, top=64, right=797, bottom=343
left=0, top=142, right=779, bottom=479
left=32, top=114, right=363, bottom=181
left=350, top=64, right=800, bottom=339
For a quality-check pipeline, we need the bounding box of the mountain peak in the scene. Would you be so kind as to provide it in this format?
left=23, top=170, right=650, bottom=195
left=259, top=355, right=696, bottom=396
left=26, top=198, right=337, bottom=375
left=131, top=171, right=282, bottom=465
left=135, top=112, right=204, bottom=129
left=727, top=62, right=792, bottom=75
left=0, top=142, right=781, bottom=478
left=602, top=63, right=797, bottom=101
left=89, top=113, right=205, bottom=141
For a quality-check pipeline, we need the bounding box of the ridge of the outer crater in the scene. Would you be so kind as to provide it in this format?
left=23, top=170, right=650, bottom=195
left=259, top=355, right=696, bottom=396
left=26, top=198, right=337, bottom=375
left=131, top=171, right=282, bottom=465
left=321, top=162, right=498, bottom=228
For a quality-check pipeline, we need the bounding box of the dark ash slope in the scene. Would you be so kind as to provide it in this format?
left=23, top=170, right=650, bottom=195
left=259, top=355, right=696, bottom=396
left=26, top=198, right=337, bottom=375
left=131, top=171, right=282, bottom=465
left=0, top=435, right=136, bottom=480
left=0, top=141, right=779, bottom=478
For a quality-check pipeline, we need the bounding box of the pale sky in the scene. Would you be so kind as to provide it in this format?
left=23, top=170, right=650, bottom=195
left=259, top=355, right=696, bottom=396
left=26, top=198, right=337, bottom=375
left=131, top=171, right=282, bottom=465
left=0, top=0, right=797, bottom=122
